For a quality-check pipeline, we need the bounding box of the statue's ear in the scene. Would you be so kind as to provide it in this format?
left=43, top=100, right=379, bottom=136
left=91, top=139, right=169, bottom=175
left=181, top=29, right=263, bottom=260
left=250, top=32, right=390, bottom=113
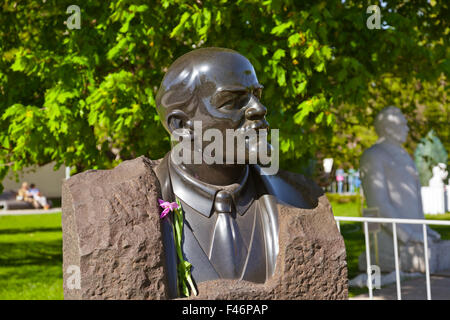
left=166, top=110, right=194, bottom=139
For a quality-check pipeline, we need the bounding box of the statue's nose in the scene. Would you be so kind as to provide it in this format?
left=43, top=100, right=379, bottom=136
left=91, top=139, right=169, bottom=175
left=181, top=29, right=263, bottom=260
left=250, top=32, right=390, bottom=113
left=245, top=96, right=267, bottom=120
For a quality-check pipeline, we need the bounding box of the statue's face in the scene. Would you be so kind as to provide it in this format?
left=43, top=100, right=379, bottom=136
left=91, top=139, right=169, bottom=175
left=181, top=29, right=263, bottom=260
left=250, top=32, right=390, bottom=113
left=164, top=49, right=270, bottom=163
left=380, top=112, right=409, bottom=144
left=196, top=56, right=269, bottom=162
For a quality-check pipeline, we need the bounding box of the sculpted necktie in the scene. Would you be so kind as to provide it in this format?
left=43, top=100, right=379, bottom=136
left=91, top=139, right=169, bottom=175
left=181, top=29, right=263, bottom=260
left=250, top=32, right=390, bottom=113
left=209, top=190, right=247, bottom=279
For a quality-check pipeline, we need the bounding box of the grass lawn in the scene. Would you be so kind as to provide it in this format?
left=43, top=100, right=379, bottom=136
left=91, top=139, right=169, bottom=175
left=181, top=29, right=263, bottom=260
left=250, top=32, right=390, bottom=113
left=0, top=197, right=448, bottom=300
left=0, top=213, right=63, bottom=300
left=328, top=194, right=450, bottom=297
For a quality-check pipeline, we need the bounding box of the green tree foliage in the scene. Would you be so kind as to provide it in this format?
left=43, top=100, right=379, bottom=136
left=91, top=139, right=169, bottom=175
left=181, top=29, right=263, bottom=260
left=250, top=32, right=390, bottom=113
left=0, top=0, right=448, bottom=187
left=414, top=130, right=448, bottom=186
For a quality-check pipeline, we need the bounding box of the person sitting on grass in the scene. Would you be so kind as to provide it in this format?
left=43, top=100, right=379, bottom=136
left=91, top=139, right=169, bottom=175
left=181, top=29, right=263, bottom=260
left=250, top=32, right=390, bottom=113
left=28, top=183, right=50, bottom=210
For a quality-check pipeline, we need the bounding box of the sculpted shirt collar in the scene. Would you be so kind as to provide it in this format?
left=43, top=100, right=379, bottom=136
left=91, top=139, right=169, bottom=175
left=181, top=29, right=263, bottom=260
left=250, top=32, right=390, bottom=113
left=168, top=155, right=255, bottom=218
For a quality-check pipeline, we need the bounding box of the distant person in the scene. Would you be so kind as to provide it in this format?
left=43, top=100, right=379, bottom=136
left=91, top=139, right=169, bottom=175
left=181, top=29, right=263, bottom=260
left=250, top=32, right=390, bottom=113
left=28, top=183, right=50, bottom=210
left=348, top=168, right=356, bottom=194
left=354, top=170, right=361, bottom=190
left=16, top=182, right=34, bottom=203
left=336, top=168, right=345, bottom=194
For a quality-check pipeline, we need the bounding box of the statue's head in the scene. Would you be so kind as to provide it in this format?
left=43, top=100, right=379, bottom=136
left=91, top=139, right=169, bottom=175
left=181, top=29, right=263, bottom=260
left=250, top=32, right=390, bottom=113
left=432, top=163, right=448, bottom=179
left=374, top=106, right=409, bottom=144
left=156, top=47, right=270, bottom=164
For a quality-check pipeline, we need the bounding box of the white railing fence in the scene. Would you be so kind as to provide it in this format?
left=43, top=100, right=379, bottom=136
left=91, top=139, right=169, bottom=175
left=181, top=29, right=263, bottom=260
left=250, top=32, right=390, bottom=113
left=334, top=216, right=450, bottom=300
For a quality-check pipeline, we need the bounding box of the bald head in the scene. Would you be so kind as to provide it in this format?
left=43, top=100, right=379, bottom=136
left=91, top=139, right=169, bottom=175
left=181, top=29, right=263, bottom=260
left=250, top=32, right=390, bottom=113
left=374, top=106, right=409, bottom=144
left=155, top=47, right=260, bottom=132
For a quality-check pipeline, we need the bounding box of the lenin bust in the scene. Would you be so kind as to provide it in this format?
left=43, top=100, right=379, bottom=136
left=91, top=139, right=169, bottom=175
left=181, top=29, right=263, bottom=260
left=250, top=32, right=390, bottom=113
left=62, top=48, right=347, bottom=300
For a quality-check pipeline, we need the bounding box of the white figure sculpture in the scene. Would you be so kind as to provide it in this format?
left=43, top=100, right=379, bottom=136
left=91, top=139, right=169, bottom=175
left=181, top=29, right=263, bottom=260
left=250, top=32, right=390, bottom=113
left=359, top=106, right=450, bottom=273
left=429, top=163, right=448, bottom=188
left=422, top=163, right=448, bottom=214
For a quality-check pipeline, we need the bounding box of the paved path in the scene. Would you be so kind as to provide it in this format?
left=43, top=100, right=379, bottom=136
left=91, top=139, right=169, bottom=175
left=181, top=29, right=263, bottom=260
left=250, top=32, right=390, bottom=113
left=0, top=208, right=61, bottom=216
left=352, top=273, right=450, bottom=300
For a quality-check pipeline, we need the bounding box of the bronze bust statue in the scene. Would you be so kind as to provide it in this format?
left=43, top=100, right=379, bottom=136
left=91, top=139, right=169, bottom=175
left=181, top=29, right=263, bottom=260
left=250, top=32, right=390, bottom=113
left=154, top=48, right=313, bottom=297
left=62, top=47, right=347, bottom=300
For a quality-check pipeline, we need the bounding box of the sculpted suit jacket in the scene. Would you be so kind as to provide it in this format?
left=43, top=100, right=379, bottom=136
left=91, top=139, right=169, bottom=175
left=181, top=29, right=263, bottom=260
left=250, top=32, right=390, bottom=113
left=154, top=153, right=315, bottom=298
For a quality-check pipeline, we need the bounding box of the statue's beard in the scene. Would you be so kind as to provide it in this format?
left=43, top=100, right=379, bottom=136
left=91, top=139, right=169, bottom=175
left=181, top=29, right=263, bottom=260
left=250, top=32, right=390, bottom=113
left=221, top=129, right=272, bottom=166
left=242, top=134, right=272, bottom=165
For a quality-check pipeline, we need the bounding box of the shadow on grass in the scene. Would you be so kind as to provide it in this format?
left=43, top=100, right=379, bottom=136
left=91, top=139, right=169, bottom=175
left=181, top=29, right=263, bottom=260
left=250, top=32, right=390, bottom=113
left=0, top=239, right=62, bottom=267
left=0, top=227, right=61, bottom=235
left=0, top=219, right=63, bottom=299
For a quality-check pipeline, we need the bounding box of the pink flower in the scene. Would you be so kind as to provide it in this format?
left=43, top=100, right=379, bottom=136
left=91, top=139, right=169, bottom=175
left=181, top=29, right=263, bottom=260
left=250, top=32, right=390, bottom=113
left=158, top=199, right=179, bottom=218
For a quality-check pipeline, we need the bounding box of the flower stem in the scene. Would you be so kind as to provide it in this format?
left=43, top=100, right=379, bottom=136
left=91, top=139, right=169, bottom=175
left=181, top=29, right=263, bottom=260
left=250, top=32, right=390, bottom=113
left=173, top=198, right=198, bottom=297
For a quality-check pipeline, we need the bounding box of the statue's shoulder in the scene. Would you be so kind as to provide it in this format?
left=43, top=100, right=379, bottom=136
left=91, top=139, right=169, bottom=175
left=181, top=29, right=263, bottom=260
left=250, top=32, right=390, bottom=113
left=360, top=143, right=386, bottom=166
left=277, top=169, right=324, bottom=203
left=362, top=143, right=382, bottom=157
left=253, top=166, right=324, bottom=209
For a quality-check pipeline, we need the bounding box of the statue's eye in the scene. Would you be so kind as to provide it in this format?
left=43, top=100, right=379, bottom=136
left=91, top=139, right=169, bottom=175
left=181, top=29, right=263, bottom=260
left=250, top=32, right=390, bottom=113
left=219, top=93, right=249, bottom=111
left=219, top=98, right=237, bottom=110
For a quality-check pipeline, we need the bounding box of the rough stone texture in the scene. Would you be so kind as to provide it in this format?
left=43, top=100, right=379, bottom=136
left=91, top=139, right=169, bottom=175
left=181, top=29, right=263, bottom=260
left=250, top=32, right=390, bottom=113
left=62, top=157, right=348, bottom=300
left=62, top=156, right=168, bottom=299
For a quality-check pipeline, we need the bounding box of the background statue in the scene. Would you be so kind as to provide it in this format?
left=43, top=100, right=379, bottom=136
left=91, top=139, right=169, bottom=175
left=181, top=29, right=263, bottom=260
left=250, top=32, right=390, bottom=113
left=429, top=163, right=448, bottom=188
left=359, top=106, right=450, bottom=273
left=422, top=163, right=448, bottom=214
